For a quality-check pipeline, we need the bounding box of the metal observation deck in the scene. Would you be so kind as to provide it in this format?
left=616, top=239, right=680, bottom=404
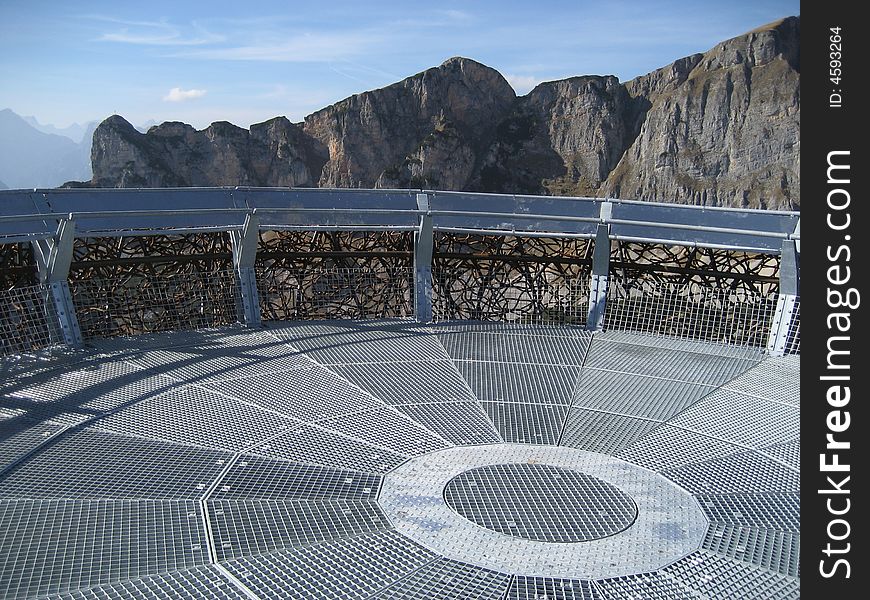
left=1, top=188, right=799, bottom=599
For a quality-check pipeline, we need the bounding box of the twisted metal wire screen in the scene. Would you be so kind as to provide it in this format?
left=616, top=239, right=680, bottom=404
left=611, top=242, right=780, bottom=296
left=0, top=243, right=39, bottom=289
left=71, top=270, right=241, bottom=338
left=256, top=230, right=414, bottom=320
left=0, top=285, right=61, bottom=355
left=68, top=234, right=240, bottom=338
left=258, top=266, right=414, bottom=320
left=431, top=234, right=592, bottom=324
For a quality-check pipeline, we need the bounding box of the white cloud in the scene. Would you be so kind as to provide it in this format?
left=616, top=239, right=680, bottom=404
left=89, top=15, right=223, bottom=46
left=174, top=31, right=375, bottom=63
left=163, top=87, right=207, bottom=102
left=505, top=74, right=542, bottom=94
left=435, top=9, right=473, bottom=22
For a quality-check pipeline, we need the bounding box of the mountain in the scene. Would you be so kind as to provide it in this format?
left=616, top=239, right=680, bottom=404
left=0, top=180, right=7, bottom=190
left=21, top=115, right=90, bottom=143
left=0, top=109, right=93, bottom=188
left=81, top=16, right=800, bottom=210
left=135, top=120, right=160, bottom=133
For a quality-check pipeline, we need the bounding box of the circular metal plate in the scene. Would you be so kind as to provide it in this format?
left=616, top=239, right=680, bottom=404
left=444, top=463, right=637, bottom=542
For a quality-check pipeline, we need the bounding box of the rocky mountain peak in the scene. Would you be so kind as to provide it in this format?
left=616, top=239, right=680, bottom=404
left=80, top=16, right=799, bottom=209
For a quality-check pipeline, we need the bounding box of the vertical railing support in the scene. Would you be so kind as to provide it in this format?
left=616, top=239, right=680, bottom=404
left=767, top=239, right=799, bottom=356
left=414, top=193, right=434, bottom=323
left=586, top=219, right=611, bottom=331
left=32, top=218, right=83, bottom=347
left=231, top=212, right=262, bottom=327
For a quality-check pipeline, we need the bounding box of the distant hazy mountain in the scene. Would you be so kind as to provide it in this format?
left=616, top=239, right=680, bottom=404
left=0, top=108, right=93, bottom=189
left=135, top=120, right=160, bottom=133
left=0, top=179, right=7, bottom=190
left=21, top=115, right=91, bottom=143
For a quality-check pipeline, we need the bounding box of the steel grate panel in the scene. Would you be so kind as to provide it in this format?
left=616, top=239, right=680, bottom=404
left=759, top=440, right=800, bottom=469
left=0, top=417, right=66, bottom=470
left=6, top=372, right=179, bottom=427
left=570, top=369, right=712, bottom=421
left=616, top=425, right=745, bottom=472
left=583, top=340, right=758, bottom=386
left=443, top=464, right=637, bottom=543
left=392, top=401, right=502, bottom=445
left=482, top=402, right=568, bottom=445
left=703, top=522, right=800, bottom=577
left=696, top=493, right=800, bottom=532
left=592, top=331, right=764, bottom=359
left=430, top=322, right=589, bottom=335
left=0, top=499, right=207, bottom=599
left=559, top=409, right=662, bottom=455
left=0, top=429, right=230, bottom=499
left=200, top=366, right=384, bottom=422
left=316, top=407, right=451, bottom=456
left=222, top=530, right=439, bottom=600
left=329, top=360, right=479, bottom=404
left=40, top=565, right=247, bottom=600
left=457, top=362, right=581, bottom=405
left=250, top=423, right=408, bottom=474
left=93, top=385, right=298, bottom=452
left=506, top=576, right=602, bottom=600
left=3, top=358, right=146, bottom=404
left=663, top=550, right=800, bottom=599
left=720, top=362, right=801, bottom=406
left=126, top=347, right=311, bottom=385
left=211, top=454, right=381, bottom=500
left=89, top=326, right=284, bottom=356
left=1, top=347, right=93, bottom=391
left=594, top=571, right=703, bottom=599
left=663, top=450, right=800, bottom=494
left=667, top=389, right=799, bottom=449
left=208, top=499, right=391, bottom=561
left=268, top=323, right=444, bottom=365
left=368, top=557, right=512, bottom=599
left=438, top=331, right=591, bottom=366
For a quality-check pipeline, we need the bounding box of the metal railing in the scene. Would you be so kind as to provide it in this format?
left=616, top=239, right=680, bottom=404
left=0, top=187, right=800, bottom=356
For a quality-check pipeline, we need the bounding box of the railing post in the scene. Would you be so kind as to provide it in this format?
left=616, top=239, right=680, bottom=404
left=767, top=239, right=799, bottom=356
left=32, top=218, right=83, bottom=347
left=231, top=212, right=262, bottom=327
left=414, top=193, right=434, bottom=323
left=586, top=216, right=612, bottom=331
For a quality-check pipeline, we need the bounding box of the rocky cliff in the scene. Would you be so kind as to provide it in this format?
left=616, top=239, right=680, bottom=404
left=86, top=115, right=324, bottom=188
left=81, top=17, right=799, bottom=209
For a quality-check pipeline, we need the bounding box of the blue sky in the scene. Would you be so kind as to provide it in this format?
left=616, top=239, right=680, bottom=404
left=0, top=0, right=799, bottom=130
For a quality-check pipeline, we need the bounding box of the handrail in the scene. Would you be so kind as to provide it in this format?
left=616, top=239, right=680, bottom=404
left=0, top=188, right=799, bottom=251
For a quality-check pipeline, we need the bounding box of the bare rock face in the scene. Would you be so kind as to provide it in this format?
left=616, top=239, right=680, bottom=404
left=82, top=18, right=799, bottom=209
left=603, top=17, right=800, bottom=209
left=473, top=76, right=636, bottom=195
left=89, top=116, right=323, bottom=188
left=303, top=57, right=516, bottom=189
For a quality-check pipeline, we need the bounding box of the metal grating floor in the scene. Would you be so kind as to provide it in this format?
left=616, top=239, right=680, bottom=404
left=0, top=321, right=799, bottom=599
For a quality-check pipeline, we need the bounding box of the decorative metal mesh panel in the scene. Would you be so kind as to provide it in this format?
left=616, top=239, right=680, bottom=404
left=0, top=285, right=61, bottom=355
left=611, top=242, right=780, bottom=295
left=432, top=234, right=592, bottom=324
left=0, top=243, right=38, bottom=289
left=256, top=230, right=414, bottom=320
left=68, top=234, right=240, bottom=338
